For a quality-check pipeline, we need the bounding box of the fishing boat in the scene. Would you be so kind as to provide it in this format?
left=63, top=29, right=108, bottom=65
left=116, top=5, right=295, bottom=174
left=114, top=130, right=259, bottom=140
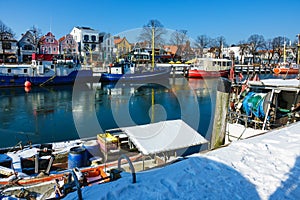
left=186, top=58, right=232, bottom=78
left=0, top=53, right=92, bottom=87
left=100, top=61, right=171, bottom=82
left=0, top=139, right=110, bottom=199
left=225, top=78, right=300, bottom=144
left=273, top=63, right=299, bottom=75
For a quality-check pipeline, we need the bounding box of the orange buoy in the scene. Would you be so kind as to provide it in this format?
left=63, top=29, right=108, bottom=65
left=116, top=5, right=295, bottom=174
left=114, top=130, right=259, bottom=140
left=24, top=81, right=32, bottom=87
left=273, top=68, right=281, bottom=74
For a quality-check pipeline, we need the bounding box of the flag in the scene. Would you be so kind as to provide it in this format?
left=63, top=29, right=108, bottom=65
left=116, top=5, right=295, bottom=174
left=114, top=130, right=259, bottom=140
left=229, top=66, right=234, bottom=81
left=253, top=74, right=260, bottom=81
left=238, top=73, right=244, bottom=81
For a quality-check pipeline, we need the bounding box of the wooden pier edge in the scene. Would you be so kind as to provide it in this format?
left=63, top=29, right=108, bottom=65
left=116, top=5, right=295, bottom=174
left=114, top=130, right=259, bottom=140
left=210, top=78, right=231, bottom=149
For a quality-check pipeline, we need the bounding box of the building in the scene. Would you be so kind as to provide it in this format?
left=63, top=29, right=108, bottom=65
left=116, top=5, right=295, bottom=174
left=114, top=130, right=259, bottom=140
left=70, top=26, right=99, bottom=64
left=0, top=32, right=18, bottom=63
left=114, top=36, right=131, bottom=59
left=58, top=34, right=78, bottom=56
left=39, top=32, right=59, bottom=54
left=17, top=31, right=36, bottom=63
left=99, top=32, right=115, bottom=66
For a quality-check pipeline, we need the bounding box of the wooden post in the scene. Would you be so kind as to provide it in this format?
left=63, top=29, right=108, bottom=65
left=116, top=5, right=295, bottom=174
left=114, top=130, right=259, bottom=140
left=210, top=78, right=231, bottom=149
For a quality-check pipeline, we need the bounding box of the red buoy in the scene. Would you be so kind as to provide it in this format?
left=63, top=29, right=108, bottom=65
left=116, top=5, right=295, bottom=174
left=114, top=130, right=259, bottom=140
left=24, top=86, right=31, bottom=93
left=24, top=81, right=31, bottom=87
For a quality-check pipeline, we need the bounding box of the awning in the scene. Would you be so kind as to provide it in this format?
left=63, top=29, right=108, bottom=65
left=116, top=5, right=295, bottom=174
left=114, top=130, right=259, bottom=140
left=119, top=120, right=208, bottom=155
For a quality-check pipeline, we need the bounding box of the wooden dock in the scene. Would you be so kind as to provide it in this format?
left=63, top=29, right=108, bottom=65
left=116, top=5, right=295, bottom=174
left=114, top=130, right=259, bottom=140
left=234, top=65, right=273, bottom=74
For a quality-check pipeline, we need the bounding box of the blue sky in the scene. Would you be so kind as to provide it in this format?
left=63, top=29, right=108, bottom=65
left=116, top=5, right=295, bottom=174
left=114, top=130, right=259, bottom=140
left=1, top=0, right=299, bottom=45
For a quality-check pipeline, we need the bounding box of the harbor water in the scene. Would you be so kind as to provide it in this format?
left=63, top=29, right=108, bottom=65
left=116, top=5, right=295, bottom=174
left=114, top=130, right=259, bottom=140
left=0, top=74, right=296, bottom=148
left=0, top=77, right=217, bottom=148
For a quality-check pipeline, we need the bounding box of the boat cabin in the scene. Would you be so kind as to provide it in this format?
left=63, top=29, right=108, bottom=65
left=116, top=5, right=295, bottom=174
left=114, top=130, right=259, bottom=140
left=107, top=61, right=135, bottom=74
left=191, top=58, right=232, bottom=71
left=0, top=64, right=33, bottom=76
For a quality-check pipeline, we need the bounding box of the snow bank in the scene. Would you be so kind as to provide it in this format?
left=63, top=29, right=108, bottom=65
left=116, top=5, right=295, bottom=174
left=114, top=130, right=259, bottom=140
left=64, top=122, right=300, bottom=200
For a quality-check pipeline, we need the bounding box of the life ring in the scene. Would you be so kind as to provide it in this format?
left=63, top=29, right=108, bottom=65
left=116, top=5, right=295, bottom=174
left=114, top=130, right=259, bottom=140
left=273, top=68, right=281, bottom=74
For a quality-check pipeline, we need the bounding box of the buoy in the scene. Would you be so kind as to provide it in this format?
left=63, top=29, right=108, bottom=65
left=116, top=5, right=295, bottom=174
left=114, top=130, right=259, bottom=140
left=24, top=81, right=31, bottom=87
left=24, top=87, right=31, bottom=93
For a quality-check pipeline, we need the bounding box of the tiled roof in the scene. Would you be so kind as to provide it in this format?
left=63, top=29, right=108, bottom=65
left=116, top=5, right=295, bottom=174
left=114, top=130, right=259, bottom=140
left=114, top=38, right=123, bottom=44
left=164, top=45, right=178, bottom=55
left=58, top=36, right=66, bottom=42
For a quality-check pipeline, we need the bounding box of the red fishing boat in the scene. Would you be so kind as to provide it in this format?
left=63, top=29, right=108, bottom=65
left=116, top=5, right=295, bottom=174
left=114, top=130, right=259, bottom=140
left=186, top=58, right=231, bottom=78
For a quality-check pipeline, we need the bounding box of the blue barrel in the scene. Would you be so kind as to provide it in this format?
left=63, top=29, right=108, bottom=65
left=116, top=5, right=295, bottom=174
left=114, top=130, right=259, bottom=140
left=68, top=146, right=87, bottom=169
left=0, top=154, right=12, bottom=168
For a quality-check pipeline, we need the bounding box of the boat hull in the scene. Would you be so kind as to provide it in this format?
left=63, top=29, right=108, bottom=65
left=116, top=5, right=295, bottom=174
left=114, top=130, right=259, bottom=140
left=273, top=67, right=299, bottom=74
left=187, top=69, right=229, bottom=78
left=0, top=70, right=93, bottom=87
left=100, top=68, right=171, bottom=82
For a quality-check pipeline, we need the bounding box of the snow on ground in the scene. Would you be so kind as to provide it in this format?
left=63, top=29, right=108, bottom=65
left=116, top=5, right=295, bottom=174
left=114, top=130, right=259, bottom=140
left=64, top=122, right=300, bottom=200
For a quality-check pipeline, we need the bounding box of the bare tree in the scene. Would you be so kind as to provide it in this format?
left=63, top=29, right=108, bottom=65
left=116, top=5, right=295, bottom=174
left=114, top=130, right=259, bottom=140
left=138, top=19, right=166, bottom=48
left=211, top=36, right=227, bottom=58
left=29, top=25, right=43, bottom=53
left=0, top=20, right=15, bottom=62
left=272, top=36, right=288, bottom=63
left=247, top=34, right=265, bottom=64
left=237, top=40, right=250, bottom=64
left=195, top=35, right=210, bottom=58
left=169, top=29, right=188, bottom=57
left=263, top=39, right=274, bottom=64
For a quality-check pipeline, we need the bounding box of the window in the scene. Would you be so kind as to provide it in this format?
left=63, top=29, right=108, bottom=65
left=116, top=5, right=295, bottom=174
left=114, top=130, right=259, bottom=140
left=2, top=42, right=11, bottom=50
left=7, top=69, right=11, bottom=73
left=53, top=47, right=56, bottom=52
left=91, top=44, right=96, bottom=50
left=91, top=35, right=96, bottom=42
left=84, top=35, right=89, bottom=41
left=24, top=45, right=33, bottom=50
left=23, top=69, right=28, bottom=73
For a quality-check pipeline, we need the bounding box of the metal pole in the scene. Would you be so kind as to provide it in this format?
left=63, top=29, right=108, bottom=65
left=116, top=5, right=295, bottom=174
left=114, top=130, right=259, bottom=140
left=152, top=26, right=155, bottom=68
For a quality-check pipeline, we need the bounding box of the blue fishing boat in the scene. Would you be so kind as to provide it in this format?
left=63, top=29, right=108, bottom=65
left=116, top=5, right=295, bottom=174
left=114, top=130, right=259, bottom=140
left=100, top=61, right=171, bottom=82
left=0, top=53, right=92, bottom=87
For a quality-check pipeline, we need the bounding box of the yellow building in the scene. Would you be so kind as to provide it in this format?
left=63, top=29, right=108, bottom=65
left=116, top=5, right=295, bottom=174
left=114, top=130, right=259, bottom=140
left=114, top=36, right=131, bottom=59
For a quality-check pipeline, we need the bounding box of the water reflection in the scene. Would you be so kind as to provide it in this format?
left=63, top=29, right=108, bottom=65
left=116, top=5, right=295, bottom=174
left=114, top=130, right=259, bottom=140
left=0, top=78, right=217, bottom=148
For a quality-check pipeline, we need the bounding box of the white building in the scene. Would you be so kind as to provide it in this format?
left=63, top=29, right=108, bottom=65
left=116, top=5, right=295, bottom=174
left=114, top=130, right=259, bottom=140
left=99, top=32, right=115, bottom=66
left=70, top=26, right=100, bottom=63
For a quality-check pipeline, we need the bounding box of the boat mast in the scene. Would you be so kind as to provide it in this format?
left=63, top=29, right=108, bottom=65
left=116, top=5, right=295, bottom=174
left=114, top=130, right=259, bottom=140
left=151, top=24, right=155, bottom=68
left=283, top=38, right=286, bottom=64
left=297, top=34, right=300, bottom=65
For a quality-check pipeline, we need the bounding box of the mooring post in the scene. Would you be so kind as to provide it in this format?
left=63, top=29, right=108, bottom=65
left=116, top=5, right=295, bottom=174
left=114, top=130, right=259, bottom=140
left=210, top=78, right=232, bottom=149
